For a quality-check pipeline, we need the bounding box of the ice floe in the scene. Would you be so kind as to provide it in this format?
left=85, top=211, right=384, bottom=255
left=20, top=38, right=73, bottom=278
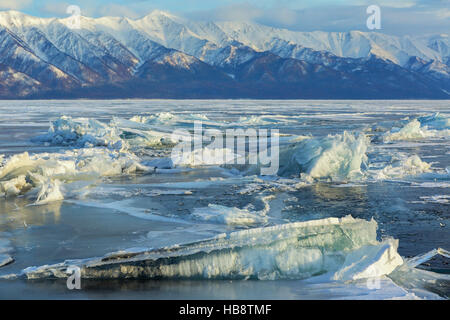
left=192, top=195, right=274, bottom=226
left=416, top=195, right=450, bottom=204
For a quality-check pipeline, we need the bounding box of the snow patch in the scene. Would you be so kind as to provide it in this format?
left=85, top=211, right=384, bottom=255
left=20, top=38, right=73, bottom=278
left=192, top=195, right=273, bottom=226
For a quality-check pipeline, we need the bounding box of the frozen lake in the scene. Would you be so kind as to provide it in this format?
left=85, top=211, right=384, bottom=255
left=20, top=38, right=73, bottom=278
left=0, top=100, right=449, bottom=299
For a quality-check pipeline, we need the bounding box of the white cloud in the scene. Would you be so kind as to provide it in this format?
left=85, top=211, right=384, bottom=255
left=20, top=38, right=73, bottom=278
left=269, top=8, right=298, bottom=26
left=186, top=1, right=449, bottom=36
left=351, top=0, right=417, bottom=8
left=97, top=4, right=142, bottom=19
left=0, top=0, right=32, bottom=10
left=213, top=3, right=264, bottom=21
left=436, top=8, right=450, bottom=19
left=40, top=2, right=71, bottom=16
left=39, top=1, right=102, bottom=18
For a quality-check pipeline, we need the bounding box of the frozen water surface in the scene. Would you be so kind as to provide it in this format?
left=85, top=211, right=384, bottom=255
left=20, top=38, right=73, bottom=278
left=0, top=100, right=448, bottom=299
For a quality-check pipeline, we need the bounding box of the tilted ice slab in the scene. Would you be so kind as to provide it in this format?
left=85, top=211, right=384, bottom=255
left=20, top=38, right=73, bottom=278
left=0, top=255, right=13, bottom=268
left=19, top=216, right=404, bottom=281
left=0, top=237, right=14, bottom=268
left=388, top=248, right=450, bottom=299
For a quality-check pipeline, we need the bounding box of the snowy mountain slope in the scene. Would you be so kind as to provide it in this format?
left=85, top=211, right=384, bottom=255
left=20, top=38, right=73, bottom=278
left=0, top=63, right=41, bottom=96
left=0, top=27, right=78, bottom=89
left=404, top=56, right=450, bottom=80
left=419, top=34, right=449, bottom=59
left=104, top=11, right=449, bottom=79
left=128, top=13, right=445, bottom=65
left=0, top=11, right=218, bottom=83
left=54, top=13, right=221, bottom=76
left=43, top=21, right=133, bottom=82
left=0, top=12, right=131, bottom=83
left=214, top=21, right=445, bottom=66
left=1, top=10, right=447, bottom=66
left=0, top=10, right=448, bottom=99
left=7, top=25, right=104, bottom=84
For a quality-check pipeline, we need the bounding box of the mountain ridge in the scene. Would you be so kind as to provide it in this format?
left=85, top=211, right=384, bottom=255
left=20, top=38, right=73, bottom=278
left=0, top=10, right=448, bottom=99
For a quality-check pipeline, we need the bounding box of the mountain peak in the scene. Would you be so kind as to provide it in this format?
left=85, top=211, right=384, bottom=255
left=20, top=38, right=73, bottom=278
left=0, top=10, right=24, bottom=16
left=0, top=10, right=28, bottom=21
left=144, top=10, right=179, bottom=20
left=0, top=10, right=54, bottom=27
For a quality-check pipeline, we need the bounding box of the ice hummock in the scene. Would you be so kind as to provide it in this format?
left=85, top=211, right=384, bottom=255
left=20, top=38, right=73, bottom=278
left=3, top=111, right=444, bottom=204
left=418, top=113, right=450, bottom=130
left=19, top=216, right=404, bottom=281
left=130, top=112, right=210, bottom=125
left=277, top=131, right=433, bottom=182
left=32, top=115, right=181, bottom=151
left=0, top=149, right=150, bottom=203
left=2, top=118, right=438, bottom=204
left=34, top=179, right=64, bottom=205
left=384, top=113, right=450, bottom=142
left=373, top=155, right=432, bottom=180
left=279, top=131, right=369, bottom=181
left=32, top=116, right=126, bottom=150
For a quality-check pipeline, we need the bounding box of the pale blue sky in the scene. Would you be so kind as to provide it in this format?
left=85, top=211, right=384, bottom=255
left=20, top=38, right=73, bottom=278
left=0, top=0, right=448, bottom=35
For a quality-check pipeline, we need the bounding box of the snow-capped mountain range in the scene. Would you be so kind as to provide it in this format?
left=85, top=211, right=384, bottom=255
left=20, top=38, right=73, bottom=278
left=0, top=10, right=449, bottom=98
